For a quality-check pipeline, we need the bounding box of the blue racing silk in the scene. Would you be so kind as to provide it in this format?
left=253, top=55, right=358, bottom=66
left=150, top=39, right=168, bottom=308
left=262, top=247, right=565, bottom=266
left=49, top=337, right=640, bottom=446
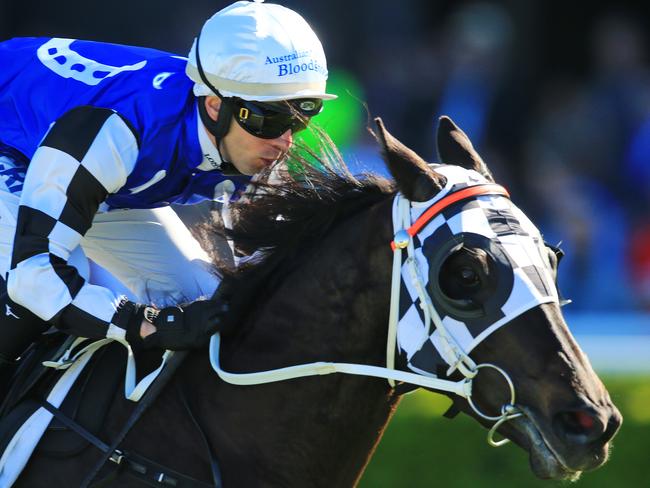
left=0, top=37, right=250, bottom=209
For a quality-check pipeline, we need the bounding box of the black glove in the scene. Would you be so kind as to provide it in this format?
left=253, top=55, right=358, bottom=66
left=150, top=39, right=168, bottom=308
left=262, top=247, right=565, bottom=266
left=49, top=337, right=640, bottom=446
left=124, top=299, right=228, bottom=351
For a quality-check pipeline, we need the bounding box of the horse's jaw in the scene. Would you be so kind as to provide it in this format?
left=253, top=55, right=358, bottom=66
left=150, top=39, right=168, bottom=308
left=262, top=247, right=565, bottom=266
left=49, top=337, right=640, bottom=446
left=515, top=413, right=583, bottom=481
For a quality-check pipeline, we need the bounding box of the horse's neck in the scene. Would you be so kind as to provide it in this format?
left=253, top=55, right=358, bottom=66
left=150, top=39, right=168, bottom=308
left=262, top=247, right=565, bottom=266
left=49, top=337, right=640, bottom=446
left=193, top=197, right=402, bottom=486
left=235, top=198, right=394, bottom=361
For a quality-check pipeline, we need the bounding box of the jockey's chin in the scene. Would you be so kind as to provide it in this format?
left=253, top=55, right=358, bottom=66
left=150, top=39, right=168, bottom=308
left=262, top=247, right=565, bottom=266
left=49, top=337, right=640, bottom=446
left=222, top=120, right=292, bottom=176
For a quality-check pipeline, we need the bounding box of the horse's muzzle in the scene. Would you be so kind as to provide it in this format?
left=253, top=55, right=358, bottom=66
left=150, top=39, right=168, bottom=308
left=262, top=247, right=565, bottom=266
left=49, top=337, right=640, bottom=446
left=511, top=402, right=622, bottom=480
left=550, top=403, right=622, bottom=471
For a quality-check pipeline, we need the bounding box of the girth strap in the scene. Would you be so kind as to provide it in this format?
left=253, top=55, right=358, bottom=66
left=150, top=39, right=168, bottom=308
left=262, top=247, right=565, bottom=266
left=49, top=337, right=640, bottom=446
left=40, top=400, right=213, bottom=487
left=177, top=382, right=223, bottom=488
left=39, top=399, right=113, bottom=457
left=80, top=350, right=189, bottom=487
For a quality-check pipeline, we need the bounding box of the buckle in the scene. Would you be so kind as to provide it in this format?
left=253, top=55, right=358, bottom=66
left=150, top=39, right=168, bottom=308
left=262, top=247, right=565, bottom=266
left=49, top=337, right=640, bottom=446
left=156, top=472, right=178, bottom=485
left=109, top=449, right=124, bottom=465
left=143, top=306, right=160, bottom=324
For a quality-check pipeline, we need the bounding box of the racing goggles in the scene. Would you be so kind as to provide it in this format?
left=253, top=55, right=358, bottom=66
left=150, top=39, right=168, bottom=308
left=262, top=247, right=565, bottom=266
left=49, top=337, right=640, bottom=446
left=232, top=98, right=323, bottom=139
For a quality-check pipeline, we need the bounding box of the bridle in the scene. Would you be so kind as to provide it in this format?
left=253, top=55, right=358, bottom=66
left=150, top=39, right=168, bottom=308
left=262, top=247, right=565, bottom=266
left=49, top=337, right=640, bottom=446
left=387, top=183, right=523, bottom=446
left=209, top=183, right=526, bottom=447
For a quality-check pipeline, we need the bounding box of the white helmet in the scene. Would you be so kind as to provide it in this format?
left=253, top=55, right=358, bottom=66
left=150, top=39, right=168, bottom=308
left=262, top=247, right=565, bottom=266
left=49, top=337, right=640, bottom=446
left=186, top=0, right=336, bottom=102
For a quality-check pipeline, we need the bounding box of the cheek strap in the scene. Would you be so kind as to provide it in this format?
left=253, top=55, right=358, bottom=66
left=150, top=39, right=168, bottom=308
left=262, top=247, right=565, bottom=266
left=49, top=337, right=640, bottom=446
left=194, top=30, right=234, bottom=144
left=198, top=95, right=232, bottom=141
left=197, top=97, right=243, bottom=176
left=194, top=31, right=243, bottom=176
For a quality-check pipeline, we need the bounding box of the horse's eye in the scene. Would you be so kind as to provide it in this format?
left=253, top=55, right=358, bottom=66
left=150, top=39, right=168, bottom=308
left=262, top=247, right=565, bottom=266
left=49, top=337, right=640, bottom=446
left=459, top=267, right=479, bottom=286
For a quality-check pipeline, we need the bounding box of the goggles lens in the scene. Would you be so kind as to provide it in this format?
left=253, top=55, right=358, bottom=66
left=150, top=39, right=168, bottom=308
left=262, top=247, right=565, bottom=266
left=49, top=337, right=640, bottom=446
left=233, top=98, right=323, bottom=139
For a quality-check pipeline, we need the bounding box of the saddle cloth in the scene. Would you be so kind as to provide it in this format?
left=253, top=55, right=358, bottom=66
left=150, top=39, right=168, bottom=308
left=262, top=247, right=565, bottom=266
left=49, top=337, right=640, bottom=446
left=0, top=335, right=171, bottom=487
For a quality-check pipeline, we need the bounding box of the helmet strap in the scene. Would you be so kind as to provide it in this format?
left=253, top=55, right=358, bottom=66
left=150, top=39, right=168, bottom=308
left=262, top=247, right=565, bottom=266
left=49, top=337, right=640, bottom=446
left=198, top=95, right=232, bottom=142
left=197, top=97, right=242, bottom=176
left=194, top=32, right=243, bottom=175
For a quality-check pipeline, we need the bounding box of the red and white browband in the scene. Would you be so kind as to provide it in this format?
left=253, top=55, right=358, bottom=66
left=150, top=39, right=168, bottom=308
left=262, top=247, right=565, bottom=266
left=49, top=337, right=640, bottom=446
left=391, top=183, right=510, bottom=251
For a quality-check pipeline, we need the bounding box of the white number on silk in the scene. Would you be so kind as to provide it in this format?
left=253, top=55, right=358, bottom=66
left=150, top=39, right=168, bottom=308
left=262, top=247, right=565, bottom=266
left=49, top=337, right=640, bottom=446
left=37, top=38, right=147, bottom=86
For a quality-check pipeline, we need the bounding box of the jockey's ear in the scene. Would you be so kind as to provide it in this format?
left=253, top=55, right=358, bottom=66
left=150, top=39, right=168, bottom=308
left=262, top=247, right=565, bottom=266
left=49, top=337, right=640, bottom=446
left=373, top=117, right=443, bottom=202
left=436, top=116, right=494, bottom=182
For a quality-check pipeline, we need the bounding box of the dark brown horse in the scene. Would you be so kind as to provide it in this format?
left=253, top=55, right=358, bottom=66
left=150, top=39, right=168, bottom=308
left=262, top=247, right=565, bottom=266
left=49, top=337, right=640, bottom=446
left=10, top=116, right=621, bottom=487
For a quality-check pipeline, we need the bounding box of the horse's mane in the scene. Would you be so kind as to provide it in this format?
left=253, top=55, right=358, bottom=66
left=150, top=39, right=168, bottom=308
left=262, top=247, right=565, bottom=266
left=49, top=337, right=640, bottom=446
left=208, top=136, right=394, bottom=264
left=200, top=138, right=395, bottom=331
left=236, top=168, right=392, bottom=254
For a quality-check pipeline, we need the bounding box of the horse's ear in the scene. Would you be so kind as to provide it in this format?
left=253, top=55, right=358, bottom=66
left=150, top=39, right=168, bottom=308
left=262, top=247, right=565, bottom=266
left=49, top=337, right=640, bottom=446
left=373, top=117, right=442, bottom=202
left=436, top=116, right=494, bottom=182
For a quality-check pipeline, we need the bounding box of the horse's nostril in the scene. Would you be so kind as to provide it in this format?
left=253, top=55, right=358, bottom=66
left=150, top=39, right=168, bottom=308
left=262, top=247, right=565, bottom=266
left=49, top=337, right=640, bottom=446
left=570, top=411, right=595, bottom=431
left=554, top=409, right=604, bottom=444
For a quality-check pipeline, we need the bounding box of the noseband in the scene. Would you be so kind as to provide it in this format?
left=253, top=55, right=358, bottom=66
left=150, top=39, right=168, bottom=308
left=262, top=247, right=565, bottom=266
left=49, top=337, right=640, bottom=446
left=209, top=183, right=526, bottom=448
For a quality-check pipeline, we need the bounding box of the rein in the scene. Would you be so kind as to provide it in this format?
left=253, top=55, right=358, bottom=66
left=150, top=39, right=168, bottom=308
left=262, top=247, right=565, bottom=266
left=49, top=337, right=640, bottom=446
left=210, top=183, right=524, bottom=447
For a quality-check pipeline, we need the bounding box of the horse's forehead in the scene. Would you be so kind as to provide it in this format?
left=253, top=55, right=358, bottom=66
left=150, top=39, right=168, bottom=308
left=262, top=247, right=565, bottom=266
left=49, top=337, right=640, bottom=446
left=432, top=164, right=489, bottom=189
left=412, top=164, right=491, bottom=214
left=412, top=165, right=544, bottom=245
left=413, top=172, right=550, bottom=280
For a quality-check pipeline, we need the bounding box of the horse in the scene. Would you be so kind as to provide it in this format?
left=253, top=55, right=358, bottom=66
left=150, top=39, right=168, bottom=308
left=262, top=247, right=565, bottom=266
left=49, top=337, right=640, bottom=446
left=6, top=116, right=621, bottom=487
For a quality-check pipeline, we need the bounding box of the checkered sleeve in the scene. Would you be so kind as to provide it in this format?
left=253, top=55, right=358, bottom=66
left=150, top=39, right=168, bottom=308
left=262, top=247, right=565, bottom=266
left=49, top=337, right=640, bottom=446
left=6, top=106, right=139, bottom=340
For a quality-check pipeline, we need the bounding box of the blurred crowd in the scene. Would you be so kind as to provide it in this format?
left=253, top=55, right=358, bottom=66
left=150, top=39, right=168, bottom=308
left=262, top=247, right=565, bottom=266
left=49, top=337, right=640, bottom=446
left=2, top=0, right=649, bottom=311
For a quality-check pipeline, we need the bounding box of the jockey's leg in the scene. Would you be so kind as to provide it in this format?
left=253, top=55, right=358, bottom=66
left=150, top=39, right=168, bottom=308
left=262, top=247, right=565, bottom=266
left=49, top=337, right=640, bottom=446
left=87, top=260, right=138, bottom=302
left=0, top=278, right=50, bottom=400
left=0, top=154, right=51, bottom=394
left=80, top=206, right=220, bottom=306
left=0, top=249, right=90, bottom=398
left=0, top=279, right=49, bottom=363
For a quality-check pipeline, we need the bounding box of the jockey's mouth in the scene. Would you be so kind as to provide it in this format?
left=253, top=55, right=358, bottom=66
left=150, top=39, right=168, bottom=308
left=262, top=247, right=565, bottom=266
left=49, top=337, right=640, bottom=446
left=262, top=150, right=287, bottom=164
left=260, top=157, right=277, bottom=166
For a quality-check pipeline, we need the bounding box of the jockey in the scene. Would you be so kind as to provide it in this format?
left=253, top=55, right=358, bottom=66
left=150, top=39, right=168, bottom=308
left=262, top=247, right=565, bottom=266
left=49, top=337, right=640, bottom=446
left=0, top=0, right=335, bottom=392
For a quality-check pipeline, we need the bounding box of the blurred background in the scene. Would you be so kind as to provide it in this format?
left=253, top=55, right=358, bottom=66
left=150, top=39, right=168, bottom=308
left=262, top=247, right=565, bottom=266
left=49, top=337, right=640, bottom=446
left=1, top=0, right=648, bottom=485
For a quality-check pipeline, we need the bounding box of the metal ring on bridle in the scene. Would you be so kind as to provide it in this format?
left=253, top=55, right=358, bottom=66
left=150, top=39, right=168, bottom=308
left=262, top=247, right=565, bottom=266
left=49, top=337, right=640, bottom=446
left=487, top=404, right=523, bottom=447
left=466, top=363, right=517, bottom=421
left=464, top=363, right=524, bottom=447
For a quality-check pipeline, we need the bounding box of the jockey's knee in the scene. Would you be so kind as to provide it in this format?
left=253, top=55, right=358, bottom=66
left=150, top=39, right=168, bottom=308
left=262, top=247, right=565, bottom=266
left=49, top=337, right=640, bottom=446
left=0, top=279, right=49, bottom=361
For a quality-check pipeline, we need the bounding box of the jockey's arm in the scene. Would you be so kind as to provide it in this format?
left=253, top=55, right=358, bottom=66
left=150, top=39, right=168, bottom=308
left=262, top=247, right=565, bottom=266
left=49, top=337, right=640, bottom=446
left=5, top=106, right=153, bottom=342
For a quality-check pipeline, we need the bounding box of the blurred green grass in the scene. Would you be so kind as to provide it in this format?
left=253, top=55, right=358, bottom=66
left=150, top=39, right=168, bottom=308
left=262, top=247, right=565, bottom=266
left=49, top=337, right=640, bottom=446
left=360, top=376, right=649, bottom=487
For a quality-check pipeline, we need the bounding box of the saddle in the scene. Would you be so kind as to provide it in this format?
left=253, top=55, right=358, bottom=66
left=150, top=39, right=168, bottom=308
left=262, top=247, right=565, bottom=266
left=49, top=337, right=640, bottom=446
left=0, top=332, right=127, bottom=459
left=0, top=334, right=221, bottom=488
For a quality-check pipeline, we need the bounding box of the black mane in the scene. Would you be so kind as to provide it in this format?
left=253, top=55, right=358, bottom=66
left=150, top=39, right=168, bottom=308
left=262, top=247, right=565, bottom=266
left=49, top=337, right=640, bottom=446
left=201, top=146, right=394, bottom=331
left=234, top=167, right=392, bottom=256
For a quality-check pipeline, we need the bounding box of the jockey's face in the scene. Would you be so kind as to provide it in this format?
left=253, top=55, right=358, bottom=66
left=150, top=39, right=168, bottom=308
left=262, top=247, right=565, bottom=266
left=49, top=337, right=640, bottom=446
left=204, top=96, right=293, bottom=176
left=223, top=117, right=293, bottom=175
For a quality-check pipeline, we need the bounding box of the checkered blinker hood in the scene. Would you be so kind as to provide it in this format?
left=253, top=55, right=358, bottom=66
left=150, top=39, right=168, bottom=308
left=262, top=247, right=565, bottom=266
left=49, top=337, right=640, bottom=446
left=396, top=165, right=559, bottom=377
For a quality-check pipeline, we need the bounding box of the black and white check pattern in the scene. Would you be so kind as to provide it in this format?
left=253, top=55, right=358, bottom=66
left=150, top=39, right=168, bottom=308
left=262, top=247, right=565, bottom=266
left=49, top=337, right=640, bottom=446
left=6, top=106, right=139, bottom=340
left=396, top=165, right=559, bottom=377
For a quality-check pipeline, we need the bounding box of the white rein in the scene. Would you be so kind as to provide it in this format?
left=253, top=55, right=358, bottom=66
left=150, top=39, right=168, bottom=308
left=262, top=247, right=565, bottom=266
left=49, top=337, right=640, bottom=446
left=209, top=189, right=523, bottom=447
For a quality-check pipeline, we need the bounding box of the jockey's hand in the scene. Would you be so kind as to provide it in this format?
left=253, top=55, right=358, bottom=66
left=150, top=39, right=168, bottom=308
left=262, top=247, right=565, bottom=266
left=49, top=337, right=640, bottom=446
left=125, top=299, right=228, bottom=351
